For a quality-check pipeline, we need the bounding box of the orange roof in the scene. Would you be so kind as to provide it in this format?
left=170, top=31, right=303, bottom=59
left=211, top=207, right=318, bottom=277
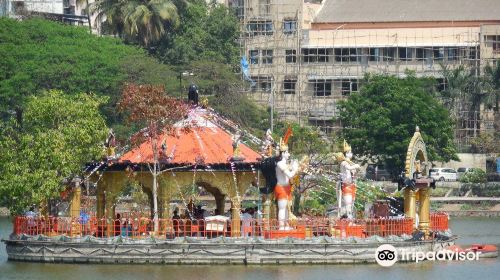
left=119, top=108, right=261, bottom=165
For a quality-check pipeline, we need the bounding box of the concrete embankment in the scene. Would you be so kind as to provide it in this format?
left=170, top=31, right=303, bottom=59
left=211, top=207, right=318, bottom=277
left=3, top=236, right=455, bottom=265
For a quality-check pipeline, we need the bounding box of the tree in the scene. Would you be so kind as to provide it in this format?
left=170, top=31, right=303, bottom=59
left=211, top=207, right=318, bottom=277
left=0, top=90, right=108, bottom=214
left=93, top=0, right=180, bottom=47
left=118, top=84, right=189, bottom=233
left=337, top=73, right=458, bottom=174
left=273, top=122, right=334, bottom=215
left=484, top=61, right=500, bottom=131
left=154, top=1, right=240, bottom=65
left=0, top=18, right=180, bottom=139
left=469, top=132, right=500, bottom=153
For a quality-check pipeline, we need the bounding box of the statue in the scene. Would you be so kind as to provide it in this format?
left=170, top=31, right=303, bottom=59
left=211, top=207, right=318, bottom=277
left=105, top=128, right=116, bottom=159
left=231, top=131, right=245, bottom=161
left=275, top=139, right=300, bottom=230
left=337, top=140, right=360, bottom=218
left=261, top=129, right=276, bottom=157
left=188, top=83, right=199, bottom=105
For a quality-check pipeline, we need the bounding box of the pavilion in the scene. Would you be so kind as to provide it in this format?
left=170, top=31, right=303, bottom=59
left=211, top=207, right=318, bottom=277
left=85, top=107, right=264, bottom=236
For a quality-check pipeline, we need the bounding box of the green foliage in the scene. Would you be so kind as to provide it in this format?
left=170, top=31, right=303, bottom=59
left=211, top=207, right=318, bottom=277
left=484, top=61, right=500, bottom=112
left=460, top=168, right=487, bottom=183
left=274, top=123, right=331, bottom=157
left=303, top=178, right=337, bottom=216
left=92, top=0, right=180, bottom=46
left=469, top=132, right=500, bottom=153
left=337, top=73, right=459, bottom=173
left=0, top=18, right=182, bottom=140
left=154, top=2, right=240, bottom=65
left=353, top=180, right=387, bottom=211
left=0, top=90, right=108, bottom=214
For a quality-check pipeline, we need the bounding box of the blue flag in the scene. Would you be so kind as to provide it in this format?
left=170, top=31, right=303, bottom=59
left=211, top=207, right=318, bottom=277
left=240, top=56, right=256, bottom=87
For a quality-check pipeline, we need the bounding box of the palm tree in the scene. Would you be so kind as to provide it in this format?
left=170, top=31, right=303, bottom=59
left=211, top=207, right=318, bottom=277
left=484, top=62, right=500, bottom=112
left=92, top=0, right=180, bottom=47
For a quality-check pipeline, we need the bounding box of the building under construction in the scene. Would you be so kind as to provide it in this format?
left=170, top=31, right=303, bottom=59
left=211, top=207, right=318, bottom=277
left=232, top=0, right=500, bottom=150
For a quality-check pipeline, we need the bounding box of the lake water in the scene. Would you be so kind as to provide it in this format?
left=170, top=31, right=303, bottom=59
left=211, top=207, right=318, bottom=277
left=1, top=216, right=499, bottom=280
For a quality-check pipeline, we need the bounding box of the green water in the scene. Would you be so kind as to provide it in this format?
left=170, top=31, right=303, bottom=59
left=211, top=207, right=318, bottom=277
left=1, top=216, right=499, bottom=280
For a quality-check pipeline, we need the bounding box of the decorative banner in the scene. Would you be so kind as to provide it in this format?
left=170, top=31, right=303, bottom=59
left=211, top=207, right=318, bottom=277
left=240, top=56, right=256, bottom=87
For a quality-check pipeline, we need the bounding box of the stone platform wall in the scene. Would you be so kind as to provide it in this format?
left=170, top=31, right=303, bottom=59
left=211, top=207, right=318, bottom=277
left=3, top=238, right=455, bottom=265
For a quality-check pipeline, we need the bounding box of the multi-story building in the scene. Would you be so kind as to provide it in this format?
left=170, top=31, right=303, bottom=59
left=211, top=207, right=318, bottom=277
left=0, top=0, right=89, bottom=27
left=235, top=0, right=500, bottom=148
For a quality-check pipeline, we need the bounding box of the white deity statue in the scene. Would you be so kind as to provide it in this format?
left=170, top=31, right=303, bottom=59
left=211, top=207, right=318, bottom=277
left=274, top=139, right=300, bottom=230
left=261, top=129, right=275, bottom=157
left=337, top=140, right=360, bottom=218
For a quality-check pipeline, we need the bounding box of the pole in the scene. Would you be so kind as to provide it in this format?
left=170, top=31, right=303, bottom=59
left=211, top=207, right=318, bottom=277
left=85, top=0, right=92, bottom=33
left=179, top=72, right=182, bottom=95
left=270, top=78, right=274, bottom=132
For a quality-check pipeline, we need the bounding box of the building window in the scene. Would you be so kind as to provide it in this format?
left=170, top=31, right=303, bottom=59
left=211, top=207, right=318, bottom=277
left=314, top=80, right=332, bottom=97
left=485, top=35, right=500, bottom=53
left=286, top=49, right=296, bottom=63
left=262, top=50, right=273, bottom=64
left=340, top=79, right=358, bottom=96
left=398, top=47, right=413, bottom=61
left=283, top=79, right=297, bottom=94
left=283, top=20, right=297, bottom=34
left=249, top=50, right=259, bottom=64
left=416, top=47, right=433, bottom=61
left=446, top=47, right=459, bottom=61
left=382, top=48, right=396, bottom=61
left=303, top=48, right=318, bottom=63
left=433, top=47, right=444, bottom=61
left=369, top=48, right=382, bottom=62
left=246, top=20, right=273, bottom=36
left=250, top=76, right=272, bottom=92
left=259, top=0, right=271, bottom=16
left=232, top=0, right=245, bottom=19
left=318, top=48, right=328, bottom=63
left=468, top=47, right=479, bottom=60
left=303, top=48, right=331, bottom=63
left=416, top=48, right=425, bottom=61
left=334, top=48, right=358, bottom=62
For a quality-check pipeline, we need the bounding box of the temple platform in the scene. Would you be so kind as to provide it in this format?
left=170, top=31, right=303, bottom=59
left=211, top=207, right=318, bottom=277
left=2, top=235, right=455, bottom=265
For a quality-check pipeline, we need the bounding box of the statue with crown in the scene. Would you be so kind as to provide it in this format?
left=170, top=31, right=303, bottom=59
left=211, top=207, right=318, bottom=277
left=260, top=126, right=308, bottom=230
left=336, top=140, right=361, bottom=219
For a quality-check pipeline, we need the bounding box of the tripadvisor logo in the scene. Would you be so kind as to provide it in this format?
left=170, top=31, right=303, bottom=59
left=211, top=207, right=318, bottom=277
left=375, top=244, right=398, bottom=267
left=375, top=244, right=482, bottom=267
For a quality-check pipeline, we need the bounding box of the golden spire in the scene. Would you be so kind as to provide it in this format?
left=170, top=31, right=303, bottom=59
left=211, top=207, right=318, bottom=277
left=343, top=140, right=352, bottom=153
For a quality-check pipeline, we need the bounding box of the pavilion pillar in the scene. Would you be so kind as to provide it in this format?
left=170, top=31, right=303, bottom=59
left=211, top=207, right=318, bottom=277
left=69, top=179, right=82, bottom=237
left=96, top=172, right=127, bottom=237
left=418, top=187, right=431, bottom=237
left=214, top=193, right=226, bottom=215
left=261, top=194, right=271, bottom=230
left=69, top=180, right=82, bottom=219
left=97, top=189, right=105, bottom=219
left=230, top=196, right=241, bottom=237
left=404, top=188, right=417, bottom=228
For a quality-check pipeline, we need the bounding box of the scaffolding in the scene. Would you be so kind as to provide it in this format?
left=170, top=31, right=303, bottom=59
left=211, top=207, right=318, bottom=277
left=232, top=0, right=499, bottom=151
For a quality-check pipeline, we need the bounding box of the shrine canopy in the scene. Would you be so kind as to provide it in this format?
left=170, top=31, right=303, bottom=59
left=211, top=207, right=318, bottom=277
left=117, top=107, right=262, bottom=171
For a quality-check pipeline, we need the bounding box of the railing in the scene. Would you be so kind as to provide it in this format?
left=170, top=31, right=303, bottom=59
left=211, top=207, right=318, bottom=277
left=9, top=214, right=448, bottom=240
left=430, top=212, right=449, bottom=232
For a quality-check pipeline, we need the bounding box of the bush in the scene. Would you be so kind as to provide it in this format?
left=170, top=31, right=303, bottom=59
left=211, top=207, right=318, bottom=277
left=460, top=182, right=500, bottom=197
left=460, top=169, right=487, bottom=183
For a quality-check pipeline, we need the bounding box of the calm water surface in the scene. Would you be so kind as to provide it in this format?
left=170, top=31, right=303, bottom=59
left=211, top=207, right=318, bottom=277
left=1, top=216, right=499, bottom=280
